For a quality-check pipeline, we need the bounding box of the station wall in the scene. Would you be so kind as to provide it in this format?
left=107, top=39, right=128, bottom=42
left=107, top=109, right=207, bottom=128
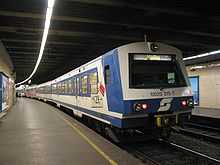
left=187, top=66, right=220, bottom=109
left=0, top=41, right=15, bottom=112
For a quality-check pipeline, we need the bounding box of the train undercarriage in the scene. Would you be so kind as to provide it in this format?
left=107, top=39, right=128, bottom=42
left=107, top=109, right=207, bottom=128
left=81, top=111, right=191, bottom=143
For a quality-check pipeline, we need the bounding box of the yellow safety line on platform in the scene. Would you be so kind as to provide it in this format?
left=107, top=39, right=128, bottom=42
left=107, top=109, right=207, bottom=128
left=55, top=111, right=118, bottom=165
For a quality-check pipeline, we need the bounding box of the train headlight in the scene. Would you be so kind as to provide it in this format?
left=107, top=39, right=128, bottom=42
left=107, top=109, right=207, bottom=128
left=150, top=43, right=159, bottom=52
left=181, top=100, right=187, bottom=107
left=141, top=103, right=148, bottom=110
left=134, top=103, right=149, bottom=112
left=180, top=98, right=194, bottom=108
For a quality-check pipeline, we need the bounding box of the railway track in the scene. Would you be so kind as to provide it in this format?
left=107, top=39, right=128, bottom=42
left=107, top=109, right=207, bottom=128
left=120, top=139, right=220, bottom=165
left=160, top=139, right=220, bottom=164
left=178, top=122, right=220, bottom=143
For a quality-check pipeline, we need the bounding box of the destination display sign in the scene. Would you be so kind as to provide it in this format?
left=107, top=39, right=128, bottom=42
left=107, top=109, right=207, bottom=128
left=133, top=54, right=172, bottom=61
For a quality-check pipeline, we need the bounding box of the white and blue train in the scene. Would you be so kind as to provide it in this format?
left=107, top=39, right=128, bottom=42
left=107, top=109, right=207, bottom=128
left=24, top=42, right=193, bottom=140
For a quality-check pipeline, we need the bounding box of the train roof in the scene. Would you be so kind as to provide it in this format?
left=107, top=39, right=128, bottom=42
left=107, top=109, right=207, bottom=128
left=27, top=42, right=182, bottom=88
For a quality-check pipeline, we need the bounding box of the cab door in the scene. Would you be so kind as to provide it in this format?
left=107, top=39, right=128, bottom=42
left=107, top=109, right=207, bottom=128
left=103, top=51, right=124, bottom=113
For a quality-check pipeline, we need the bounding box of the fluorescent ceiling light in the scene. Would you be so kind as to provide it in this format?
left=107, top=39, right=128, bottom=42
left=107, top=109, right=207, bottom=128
left=16, top=0, right=55, bottom=86
left=191, top=65, right=206, bottom=69
left=183, top=50, right=220, bottom=61
left=189, top=62, right=220, bottom=71
left=48, top=0, right=55, bottom=8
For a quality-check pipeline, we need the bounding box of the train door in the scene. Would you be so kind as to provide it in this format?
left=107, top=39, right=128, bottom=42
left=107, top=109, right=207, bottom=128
left=103, top=52, right=124, bottom=113
left=74, top=76, right=83, bottom=117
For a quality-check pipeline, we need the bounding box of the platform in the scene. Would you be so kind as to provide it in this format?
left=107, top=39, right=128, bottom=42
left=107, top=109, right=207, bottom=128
left=0, top=112, right=6, bottom=119
left=192, top=107, right=220, bottom=119
left=0, top=98, right=143, bottom=165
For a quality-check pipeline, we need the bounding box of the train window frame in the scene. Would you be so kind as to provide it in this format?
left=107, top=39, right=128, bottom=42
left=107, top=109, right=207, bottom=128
left=81, top=75, right=88, bottom=95
left=128, top=53, right=187, bottom=89
left=104, top=65, right=111, bottom=85
left=64, top=80, right=68, bottom=94
left=76, top=77, right=80, bottom=96
left=58, top=82, right=62, bottom=94
left=68, top=79, right=72, bottom=94
left=72, top=77, right=76, bottom=96
left=60, top=82, right=63, bottom=94
left=89, top=71, right=98, bottom=94
left=53, top=84, right=57, bottom=94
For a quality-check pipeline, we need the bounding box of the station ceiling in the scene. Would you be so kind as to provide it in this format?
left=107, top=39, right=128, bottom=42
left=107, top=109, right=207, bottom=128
left=1, top=0, right=220, bottom=83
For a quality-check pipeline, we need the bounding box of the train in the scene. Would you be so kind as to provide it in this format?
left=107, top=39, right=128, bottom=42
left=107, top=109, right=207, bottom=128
left=21, top=42, right=194, bottom=141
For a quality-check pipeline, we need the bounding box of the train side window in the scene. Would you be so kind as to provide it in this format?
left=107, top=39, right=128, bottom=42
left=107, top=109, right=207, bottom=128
left=59, top=83, right=62, bottom=94
left=60, top=82, right=63, bottom=94
left=73, top=78, right=77, bottom=95
left=104, top=65, right=111, bottom=85
left=61, top=82, right=65, bottom=94
left=63, top=82, right=65, bottom=94
left=89, top=72, right=98, bottom=94
left=54, top=84, right=57, bottom=94
left=59, top=83, right=61, bottom=94
left=52, top=84, right=54, bottom=94
left=81, top=75, right=88, bottom=95
left=72, top=78, right=75, bottom=95
left=58, top=83, right=61, bottom=94
left=64, top=80, right=68, bottom=94
left=47, top=86, right=49, bottom=94
left=57, top=83, right=59, bottom=94
left=68, top=79, right=72, bottom=94
left=48, top=85, right=50, bottom=94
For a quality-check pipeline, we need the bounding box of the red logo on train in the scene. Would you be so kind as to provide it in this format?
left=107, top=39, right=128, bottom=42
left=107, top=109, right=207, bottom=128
left=99, top=84, right=105, bottom=96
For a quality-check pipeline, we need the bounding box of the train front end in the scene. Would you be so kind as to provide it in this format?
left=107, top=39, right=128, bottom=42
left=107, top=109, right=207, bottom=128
left=116, top=42, right=193, bottom=135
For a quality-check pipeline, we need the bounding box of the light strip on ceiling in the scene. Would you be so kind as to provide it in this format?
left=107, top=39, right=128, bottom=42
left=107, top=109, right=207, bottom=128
left=16, top=0, right=55, bottom=86
left=183, top=50, right=220, bottom=61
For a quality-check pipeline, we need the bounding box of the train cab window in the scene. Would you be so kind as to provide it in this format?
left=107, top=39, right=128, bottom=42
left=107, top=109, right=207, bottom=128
left=81, top=75, right=88, bottom=95
left=104, top=65, right=111, bottom=85
left=89, top=72, right=98, bottom=94
left=129, top=54, right=186, bottom=88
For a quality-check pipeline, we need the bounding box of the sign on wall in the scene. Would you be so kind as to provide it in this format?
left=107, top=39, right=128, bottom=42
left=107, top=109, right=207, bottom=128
left=189, top=76, right=199, bottom=105
left=0, top=73, right=9, bottom=112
